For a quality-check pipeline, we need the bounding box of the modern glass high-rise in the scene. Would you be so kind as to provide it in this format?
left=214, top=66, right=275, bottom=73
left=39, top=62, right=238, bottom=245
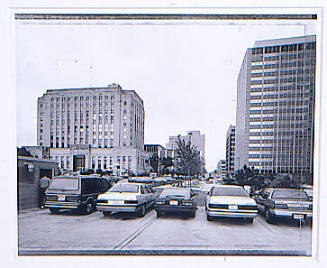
left=226, top=125, right=236, bottom=176
left=235, top=35, right=315, bottom=181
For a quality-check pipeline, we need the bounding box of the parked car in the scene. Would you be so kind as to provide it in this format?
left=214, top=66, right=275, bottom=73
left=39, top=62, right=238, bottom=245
left=96, top=183, right=156, bottom=217
left=301, top=185, right=313, bottom=201
left=44, top=175, right=110, bottom=214
left=254, top=188, right=312, bottom=224
left=205, top=185, right=258, bottom=223
left=154, top=188, right=197, bottom=218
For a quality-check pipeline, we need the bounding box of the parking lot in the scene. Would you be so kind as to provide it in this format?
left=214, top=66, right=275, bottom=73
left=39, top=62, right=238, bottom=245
left=18, top=185, right=312, bottom=256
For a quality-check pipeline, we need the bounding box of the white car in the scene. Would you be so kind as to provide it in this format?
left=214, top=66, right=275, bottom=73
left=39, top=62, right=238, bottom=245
left=205, top=185, right=258, bottom=223
left=96, top=183, right=156, bottom=217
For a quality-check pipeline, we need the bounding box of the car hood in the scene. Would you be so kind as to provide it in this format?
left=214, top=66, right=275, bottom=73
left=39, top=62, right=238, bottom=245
left=208, top=196, right=256, bottom=205
left=98, top=192, right=138, bottom=200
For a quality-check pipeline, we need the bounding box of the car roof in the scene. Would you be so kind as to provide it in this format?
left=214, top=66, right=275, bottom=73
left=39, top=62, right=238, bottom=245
left=115, top=182, right=144, bottom=186
left=53, top=175, right=106, bottom=180
left=263, top=188, right=306, bottom=192
left=212, top=185, right=243, bottom=189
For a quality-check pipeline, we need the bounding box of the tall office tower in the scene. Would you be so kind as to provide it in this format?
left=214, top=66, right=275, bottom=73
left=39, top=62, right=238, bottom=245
left=37, top=84, right=149, bottom=174
left=235, top=35, right=315, bottom=181
left=166, top=130, right=205, bottom=162
left=226, top=125, right=236, bottom=177
left=217, top=160, right=227, bottom=179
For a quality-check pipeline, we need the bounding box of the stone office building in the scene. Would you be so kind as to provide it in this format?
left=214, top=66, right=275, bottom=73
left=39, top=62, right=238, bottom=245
left=37, top=84, right=149, bottom=175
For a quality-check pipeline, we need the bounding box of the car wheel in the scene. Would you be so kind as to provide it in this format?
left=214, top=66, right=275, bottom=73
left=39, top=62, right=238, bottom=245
left=49, top=208, right=60, bottom=214
left=83, top=201, right=94, bottom=215
left=244, top=218, right=254, bottom=224
left=265, top=209, right=275, bottom=224
left=103, top=211, right=111, bottom=216
left=156, top=211, right=163, bottom=218
left=138, top=204, right=146, bottom=217
left=207, top=214, right=213, bottom=221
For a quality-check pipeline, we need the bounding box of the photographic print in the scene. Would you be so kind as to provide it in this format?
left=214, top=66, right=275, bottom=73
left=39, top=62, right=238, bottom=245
left=14, top=8, right=320, bottom=257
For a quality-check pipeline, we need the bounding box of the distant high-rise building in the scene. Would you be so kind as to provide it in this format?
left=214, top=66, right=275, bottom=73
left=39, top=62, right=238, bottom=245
left=235, top=35, right=315, bottom=181
left=226, top=125, right=236, bottom=176
left=37, top=84, right=149, bottom=174
left=166, top=130, right=205, bottom=162
left=217, top=160, right=227, bottom=179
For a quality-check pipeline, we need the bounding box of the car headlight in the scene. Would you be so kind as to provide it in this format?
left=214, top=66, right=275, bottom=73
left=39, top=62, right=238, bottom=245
left=96, top=199, right=108, bottom=204
left=155, top=201, right=166, bottom=205
left=65, top=196, right=80, bottom=202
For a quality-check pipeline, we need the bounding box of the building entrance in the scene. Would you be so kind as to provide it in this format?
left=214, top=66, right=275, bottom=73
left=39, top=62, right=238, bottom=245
left=73, top=155, right=85, bottom=171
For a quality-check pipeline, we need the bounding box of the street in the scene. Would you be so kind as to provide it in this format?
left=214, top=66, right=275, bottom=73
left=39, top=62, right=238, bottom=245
left=18, top=186, right=312, bottom=256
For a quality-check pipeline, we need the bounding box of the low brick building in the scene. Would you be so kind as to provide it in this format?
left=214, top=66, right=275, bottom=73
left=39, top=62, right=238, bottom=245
left=17, top=156, right=59, bottom=210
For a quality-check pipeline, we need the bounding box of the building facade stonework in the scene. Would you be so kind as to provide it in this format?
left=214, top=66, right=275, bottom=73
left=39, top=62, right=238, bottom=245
left=37, top=84, right=149, bottom=175
left=235, top=35, right=315, bottom=181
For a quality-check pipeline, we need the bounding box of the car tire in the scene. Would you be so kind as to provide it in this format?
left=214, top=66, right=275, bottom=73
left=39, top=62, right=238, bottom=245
left=207, top=214, right=213, bottom=221
left=49, top=208, right=60, bottom=214
left=103, top=211, right=111, bottom=216
left=244, top=218, right=254, bottom=224
left=156, top=211, right=163, bottom=218
left=265, top=209, right=275, bottom=224
left=82, top=201, right=94, bottom=215
left=138, top=204, right=146, bottom=217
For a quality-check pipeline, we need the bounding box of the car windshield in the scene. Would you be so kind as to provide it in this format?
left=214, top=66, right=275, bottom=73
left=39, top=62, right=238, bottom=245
left=48, top=178, right=79, bottom=191
left=272, top=189, right=309, bottom=200
left=211, top=187, right=248, bottom=197
left=159, top=189, right=190, bottom=199
left=109, top=184, right=139, bottom=193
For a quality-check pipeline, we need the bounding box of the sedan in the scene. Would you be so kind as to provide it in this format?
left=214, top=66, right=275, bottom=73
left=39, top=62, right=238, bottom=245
left=205, top=185, right=258, bottom=223
left=96, top=183, right=156, bottom=217
left=254, top=188, right=312, bottom=224
left=154, top=188, right=197, bottom=218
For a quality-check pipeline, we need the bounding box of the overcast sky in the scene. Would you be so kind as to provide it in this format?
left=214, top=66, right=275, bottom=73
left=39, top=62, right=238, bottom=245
left=15, top=18, right=316, bottom=171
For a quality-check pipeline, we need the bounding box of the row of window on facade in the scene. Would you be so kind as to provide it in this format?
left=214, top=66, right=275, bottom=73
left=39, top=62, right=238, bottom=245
left=251, top=51, right=315, bottom=62
left=252, top=42, right=315, bottom=55
left=51, top=155, right=146, bottom=170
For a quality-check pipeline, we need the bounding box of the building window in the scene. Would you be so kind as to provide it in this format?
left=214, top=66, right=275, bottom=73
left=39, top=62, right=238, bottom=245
left=92, top=157, right=95, bottom=169
left=98, top=158, right=101, bottom=170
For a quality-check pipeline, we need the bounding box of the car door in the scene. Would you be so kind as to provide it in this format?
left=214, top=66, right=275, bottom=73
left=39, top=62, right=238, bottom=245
left=147, top=186, right=156, bottom=204
left=140, top=186, right=149, bottom=206
left=255, top=190, right=269, bottom=213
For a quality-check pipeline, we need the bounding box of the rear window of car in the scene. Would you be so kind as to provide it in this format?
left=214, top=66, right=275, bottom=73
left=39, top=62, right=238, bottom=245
left=109, top=184, right=139, bottom=193
left=272, top=189, right=309, bottom=200
left=159, top=189, right=190, bottom=199
left=48, top=178, right=79, bottom=191
left=211, top=187, right=248, bottom=197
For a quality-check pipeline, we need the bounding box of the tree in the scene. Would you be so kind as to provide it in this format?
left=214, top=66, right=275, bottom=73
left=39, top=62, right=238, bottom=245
left=17, top=147, right=32, bottom=157
left=149, top=153, right=159, bottom=173
left=173, top=136, right=204, bottom=177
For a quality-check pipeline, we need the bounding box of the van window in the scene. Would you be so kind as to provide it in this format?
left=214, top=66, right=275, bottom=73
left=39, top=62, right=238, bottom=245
left=48, top=178, right=79, bottom=191
left=82, top=178, right=97, bottom=195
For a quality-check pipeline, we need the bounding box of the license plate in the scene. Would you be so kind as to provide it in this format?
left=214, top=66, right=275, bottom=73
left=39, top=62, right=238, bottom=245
left=293, top=214, right=305, bottom=220
left=58, top=196, right=65, bottom=201
left=170, top=200, right=179, bottom=206
left=108, top=200, right=123, bottom=205
left=228, top=205, right=238, bottom=210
